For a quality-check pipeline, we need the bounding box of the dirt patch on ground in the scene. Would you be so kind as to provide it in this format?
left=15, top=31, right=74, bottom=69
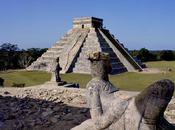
left=139, top=68, right=165, bottom=74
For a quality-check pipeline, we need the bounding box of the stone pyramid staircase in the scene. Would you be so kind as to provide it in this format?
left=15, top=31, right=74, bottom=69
left=27, top=28, right=88, bottom=72
left=73, top=28, right=127, bottom=74
left=99, top=29, right=143, bottom=71
left=59, top=28, right=90, bottom=73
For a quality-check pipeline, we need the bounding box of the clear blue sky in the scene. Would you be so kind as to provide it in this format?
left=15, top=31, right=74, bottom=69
left=0, top=0, right=175, bottom=50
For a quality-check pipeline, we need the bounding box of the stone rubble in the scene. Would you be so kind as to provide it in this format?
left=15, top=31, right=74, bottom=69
left=0, top=84, right=174, bottom=130
left=0, top=85, right=89, bottom=130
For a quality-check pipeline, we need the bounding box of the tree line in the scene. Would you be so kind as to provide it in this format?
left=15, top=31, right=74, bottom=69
left=130, top=48, right=175, bottom=62
left=0, top=43, right=175, bottom=71
left=0, top=43, right=47, bottom=71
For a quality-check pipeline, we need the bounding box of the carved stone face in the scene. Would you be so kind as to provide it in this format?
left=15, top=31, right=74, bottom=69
left=88, top=52, right=111, bottom=81
left=90, top=60, right=111, bottom=81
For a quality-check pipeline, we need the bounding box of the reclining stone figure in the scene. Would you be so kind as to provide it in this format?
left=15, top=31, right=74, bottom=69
left=71, top=52, right=175, bottom=130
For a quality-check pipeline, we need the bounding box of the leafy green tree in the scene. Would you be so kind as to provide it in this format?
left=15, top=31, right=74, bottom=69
left=18, top=52, right=33, bottom=68
left=130, top=50, right=139, bottom=57
left=0, top=43, right=19, bottom=51
left=137, top=48, right=150, bottom=62
left=0, top=43, right=20, bottom=70
left=26, top=48, right=47, bottom=62
left=0, top=43, right=48, bottom=70
left=159, top=50, right=174, bottom=61
left=134, top=48, right=157, bottom=62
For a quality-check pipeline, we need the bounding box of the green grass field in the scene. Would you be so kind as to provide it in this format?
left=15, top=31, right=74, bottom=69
left=0, top=61, right=175, bottom=92
left=62, top=61, right=175, bottom=91
left=0, top=71, right=51, bottom=87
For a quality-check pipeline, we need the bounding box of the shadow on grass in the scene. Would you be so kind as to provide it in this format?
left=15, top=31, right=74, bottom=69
left=0, top=95, right=90, bottom=130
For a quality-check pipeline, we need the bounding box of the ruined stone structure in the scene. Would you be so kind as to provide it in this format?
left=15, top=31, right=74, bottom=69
left=71, top=52, right=175, bottom=130
left=27, top=17, right=143, bottom=74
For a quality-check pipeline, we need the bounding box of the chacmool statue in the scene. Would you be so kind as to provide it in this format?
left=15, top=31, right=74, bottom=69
left=72, top=52, right=175, bottom=130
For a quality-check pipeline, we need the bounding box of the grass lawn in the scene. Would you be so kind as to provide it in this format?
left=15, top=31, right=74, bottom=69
left=0, top=61, right=175, bottom=92
left=0, top=71, right=51, bottom=87
left=61, top=61, right=175, bottom=91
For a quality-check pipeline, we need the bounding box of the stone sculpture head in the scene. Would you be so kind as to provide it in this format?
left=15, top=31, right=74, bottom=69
left=88, top=52, right=112, bottom=81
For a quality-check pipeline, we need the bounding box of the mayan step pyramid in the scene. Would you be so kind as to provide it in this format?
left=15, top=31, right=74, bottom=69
left=27, top=17, right=143, bottom=74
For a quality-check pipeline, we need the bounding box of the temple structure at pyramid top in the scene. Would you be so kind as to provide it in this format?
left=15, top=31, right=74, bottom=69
left=27, top=17, right=143, bottom=74
left=73, top=17, right=103, bottom=28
